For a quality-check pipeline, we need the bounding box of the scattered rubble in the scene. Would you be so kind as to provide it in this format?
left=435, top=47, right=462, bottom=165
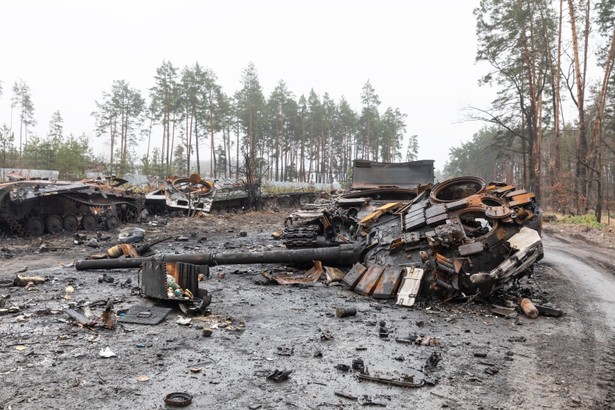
left=75, top=172, right=543, bottom=307
left=5, top=163, right=607, bottom=409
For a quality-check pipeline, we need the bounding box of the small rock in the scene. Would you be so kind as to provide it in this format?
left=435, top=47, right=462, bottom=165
left=99, top=347, right=117, bottom=358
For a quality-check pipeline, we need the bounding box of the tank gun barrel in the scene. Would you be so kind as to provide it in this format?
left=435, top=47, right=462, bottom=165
left=75, top=243, right=364, bottom=271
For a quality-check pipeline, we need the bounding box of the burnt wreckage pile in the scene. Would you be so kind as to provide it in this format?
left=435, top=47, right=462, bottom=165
left=0, top=178, right=143, bottom=236
left=284, top=175, right=543, bottom=303
left=145, top=174, right=321, bottom=215
left=75, top=160, right=543, bottom=306
left=145, top=175, right=216, bottom=215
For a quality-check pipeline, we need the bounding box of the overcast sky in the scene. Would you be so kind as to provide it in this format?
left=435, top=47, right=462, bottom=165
left=0, top=0, right=495, bottom=172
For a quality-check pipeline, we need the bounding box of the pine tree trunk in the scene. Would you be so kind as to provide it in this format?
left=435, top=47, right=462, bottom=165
left=589, top=25, right=615, bottom=222
left=568, top=0, right=590, bottom=214
left=209, top=91, right=216, bottom=178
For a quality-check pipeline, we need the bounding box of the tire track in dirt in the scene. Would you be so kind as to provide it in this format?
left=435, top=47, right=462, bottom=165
left=543, top=234, right=615, bottom=408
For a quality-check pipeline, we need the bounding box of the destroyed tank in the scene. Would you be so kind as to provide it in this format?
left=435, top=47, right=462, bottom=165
left=0, top=178, right=144, bottom=236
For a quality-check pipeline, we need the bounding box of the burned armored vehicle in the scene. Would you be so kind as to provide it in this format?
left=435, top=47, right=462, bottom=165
left=145, top=174, right=321, bottom=215
left=356, top=176, right=542, bottom=302
left=0, top=178, right=144, bottom=236
left=284, top=162, right=542, bottom=302
left=145, top=174, right=216, bottom=215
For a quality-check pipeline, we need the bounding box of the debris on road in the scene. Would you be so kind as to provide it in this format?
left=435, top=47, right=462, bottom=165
left=425, top=352, right=442, bottom=370
left=535, top=304, right=564, bottom=317
left=266, top=369, right=292, bottom=382
left=520, top=297, right=539, bottom=319
left=176, top=316, right=192, bottom=326
left=357, top=372, right=425, bottom=388
left=13, top=274, right=45, bottom=287
left=99, top=347, right=117, bottom=358
left=335, top=306, right=357, bottom=318
left=65, top=309, right=95, bottom=327
left=118, top=306, right=172, bottom=325
left=263, top=260, right=323, bottom=285
left=164, top=392, right=193, bottom=407
left=118, top=227, right=146, bottom=244
left=490, top=305, right=518, bottom=318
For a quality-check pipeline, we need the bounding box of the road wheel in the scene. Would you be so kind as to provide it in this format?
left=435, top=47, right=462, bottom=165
left=105, top=215, right=119, bottom=230
left=45, top=215, right=63, bottom=234
left=299, top=195, right=310, bottom=207
left=82, top=214, right=97, bottom=231
left=25, top=216, right=45, bottom=236
left=63, top=214, right=78, bottom=233
left=123, top=205, right=139, bottom=222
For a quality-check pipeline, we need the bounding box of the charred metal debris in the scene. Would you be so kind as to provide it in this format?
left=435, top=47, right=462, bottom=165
left=76, top=166, right=543, bottom=306
left=0, top=178, right=144, bottom=236
left=145, top=174, right=216, bottom=215
left=282, top=174, right=543, bottom=303
left=145, top=174, right=321, bottom=215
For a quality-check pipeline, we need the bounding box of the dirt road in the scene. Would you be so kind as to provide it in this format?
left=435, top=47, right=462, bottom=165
left=0, top=215, right=613, bottom=409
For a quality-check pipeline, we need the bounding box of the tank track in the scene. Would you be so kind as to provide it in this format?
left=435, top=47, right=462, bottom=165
left=0, top=191, right=28, bottom=236
left=0, top=210, right=28, bottom=236
left=283, top=225, right=320, bottom=248
left=0, top=192, right=142, bottom=237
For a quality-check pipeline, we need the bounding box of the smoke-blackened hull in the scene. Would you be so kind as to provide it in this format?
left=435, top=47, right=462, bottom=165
left=0, top=179, right=144, bottom=236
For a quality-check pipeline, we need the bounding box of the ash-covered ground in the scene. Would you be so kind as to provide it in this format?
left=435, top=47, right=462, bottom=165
left=1, top=211, right=614, bottom=409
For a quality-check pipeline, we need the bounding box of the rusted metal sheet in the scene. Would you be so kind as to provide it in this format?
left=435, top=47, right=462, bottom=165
left=354, top=265, right=385, bottom=296
left=505, top=189, right=528, bottom=198
left=372, top=266, right=403, bottom=299
left=509, top=193, right=535, bottom=207
left=264, top=260, right=323, bottom=285
left=342, top=263, right=367, bottom=289
left=351, top=160, right=434, bottom=190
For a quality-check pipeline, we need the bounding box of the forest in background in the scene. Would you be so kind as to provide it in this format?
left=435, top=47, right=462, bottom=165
left=444, top=0, right=615, bottom=220
left=0, top=62, right=417, bottom=187
left=4, top=0, right=615, bottom=220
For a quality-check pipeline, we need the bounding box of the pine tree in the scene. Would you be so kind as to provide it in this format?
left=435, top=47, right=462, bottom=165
left=360, top=80, right=380, bottom=161
left=150, top=60, right=180, bottom=171
left=11, top=79, right=36, bottom=155
left=93, top=80, right=145, bottom=176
